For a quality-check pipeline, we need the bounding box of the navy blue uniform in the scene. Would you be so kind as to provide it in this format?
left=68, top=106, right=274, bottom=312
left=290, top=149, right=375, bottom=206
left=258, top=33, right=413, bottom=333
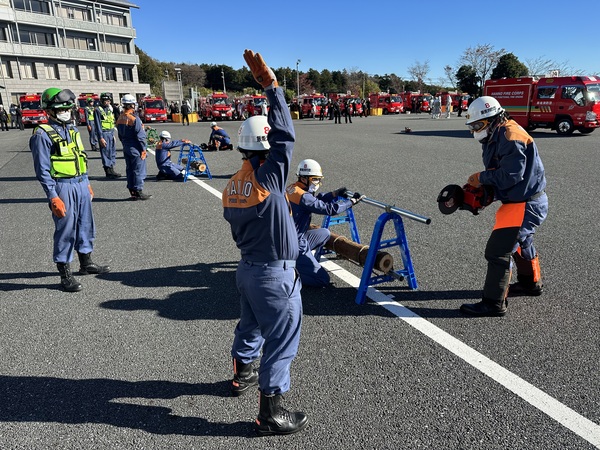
left=287, top=182, right=353, bottom=287
left=478, top=119, right=547, bottom=301
left=93, top=105, right=116, bottom=169
left=222, top=87, right=301, bottom=395
left=116, top=109, right=147, bottom=192
left=155, top=139, right=186, bottom=179
left=30, top=120, right=95, bottom=263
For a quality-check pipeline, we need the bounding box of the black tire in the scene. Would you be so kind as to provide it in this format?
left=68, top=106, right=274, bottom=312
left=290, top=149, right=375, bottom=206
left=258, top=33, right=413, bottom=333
left=382, top=109, right=389, bottom=115
left=556, top=117, right=574, bottom=135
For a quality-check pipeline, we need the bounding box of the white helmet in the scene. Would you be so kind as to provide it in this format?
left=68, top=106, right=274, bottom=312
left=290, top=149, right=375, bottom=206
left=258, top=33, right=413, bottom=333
left=210, top=121, right=217, bottom=127
left=159, top=130, right=171, bottom=139
left=465, top=96, right=504, bottom=125
left=121, top=94, right=136, bottom=105
left=296, top=159, right=323, bottom=177
left=237, top=115, right=270, bottom=152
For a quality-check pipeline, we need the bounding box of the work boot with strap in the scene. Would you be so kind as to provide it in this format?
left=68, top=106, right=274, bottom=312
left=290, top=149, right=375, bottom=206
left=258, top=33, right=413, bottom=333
left=255, top=391, right=308, bottom=436
left=231, top=358, right=258, bottom=397
left=56, top=262, right=83, bottom=292
left=130, top=190, right=152, bottom=201
left=509, top=252, right=543, bottom=296
left=78, top=252, right=110, bottom=275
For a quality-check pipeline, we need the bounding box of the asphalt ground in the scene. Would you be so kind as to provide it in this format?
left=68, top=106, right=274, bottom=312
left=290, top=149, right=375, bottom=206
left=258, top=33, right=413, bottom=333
left=0, top=113, right=598, bottom=450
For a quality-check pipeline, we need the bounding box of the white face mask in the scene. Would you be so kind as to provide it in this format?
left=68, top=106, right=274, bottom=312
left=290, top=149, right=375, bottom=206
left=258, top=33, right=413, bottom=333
left=473, top=129, right=489, bottom=142
left=56, top=111, right=72, bottom=123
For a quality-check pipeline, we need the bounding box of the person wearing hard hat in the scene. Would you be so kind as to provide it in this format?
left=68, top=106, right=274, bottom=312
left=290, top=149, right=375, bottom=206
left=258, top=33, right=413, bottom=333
left=222, top=49, right=307, bottom=436
left=207, top=121, right=233, bottom=150
left=84, top=98, right=99, bottom=151
left=286, top=159, right=362, bottom=287
left=459, top=95, right=547, bottom=317
left=94, top=93, right=121, bottom=179
left=29, top=88, right=110, bottom=292
left=116, top=94, right=152, bottom=200
left=155, top=130, right=190, bottom=181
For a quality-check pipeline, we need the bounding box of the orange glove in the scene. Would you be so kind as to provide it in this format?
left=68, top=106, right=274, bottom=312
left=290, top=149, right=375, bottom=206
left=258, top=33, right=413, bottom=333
left=243, top=49, right=278, bottom=89
left=88, top=184, right=94, bottom=200
left=50, top=197, right=66, bottom=218
left=141, top=150, right=147, bottom=160
left=467, top=172, right=481, bottom=188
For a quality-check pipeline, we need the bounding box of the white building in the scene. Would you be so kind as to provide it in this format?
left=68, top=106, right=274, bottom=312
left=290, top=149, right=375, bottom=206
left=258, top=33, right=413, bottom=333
left=0, top=0, right=150, bottom=106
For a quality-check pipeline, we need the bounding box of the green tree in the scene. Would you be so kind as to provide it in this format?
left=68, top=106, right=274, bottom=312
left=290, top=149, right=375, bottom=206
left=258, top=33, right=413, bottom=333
left=135, top=46, right=164, bottom=95
left=491, top=53, right=528, bottom=79
left=456, top=65, right=480, bottom=96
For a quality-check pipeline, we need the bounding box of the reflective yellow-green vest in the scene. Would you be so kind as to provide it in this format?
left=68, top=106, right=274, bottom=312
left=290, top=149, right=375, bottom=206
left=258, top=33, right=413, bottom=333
left=36, top=124, right=87, bottom=178
left=98, top=107, right=114, bottom=130
left=86, top=106, right=95, bottom=122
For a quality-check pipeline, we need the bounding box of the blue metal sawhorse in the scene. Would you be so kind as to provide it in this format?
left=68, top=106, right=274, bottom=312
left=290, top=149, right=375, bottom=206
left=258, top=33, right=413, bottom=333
left=177, top=143, right=212, bottom=182
left=318, top=206, right=419, bottom=305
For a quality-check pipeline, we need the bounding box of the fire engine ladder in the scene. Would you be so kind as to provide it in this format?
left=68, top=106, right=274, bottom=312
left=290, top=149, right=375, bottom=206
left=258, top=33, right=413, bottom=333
left=177, top=143, right=212, bottom=182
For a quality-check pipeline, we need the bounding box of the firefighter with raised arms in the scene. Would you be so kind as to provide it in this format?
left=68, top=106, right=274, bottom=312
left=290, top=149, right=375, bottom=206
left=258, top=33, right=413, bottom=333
left=222, top=49, right=308, bottom=436
left=459, top=96, right=547, bottom=317
left=29, top=88, right=110, bottom=292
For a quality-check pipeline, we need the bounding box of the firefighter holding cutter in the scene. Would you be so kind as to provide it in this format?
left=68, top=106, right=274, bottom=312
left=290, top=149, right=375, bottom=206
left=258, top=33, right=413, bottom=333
left=286, top=159, right=362, bottom=287
left=29, top=88, right=110, bottom=292
left=458, top=96, right=547, bottom=316
left=222, top=49, right=307, bottom=436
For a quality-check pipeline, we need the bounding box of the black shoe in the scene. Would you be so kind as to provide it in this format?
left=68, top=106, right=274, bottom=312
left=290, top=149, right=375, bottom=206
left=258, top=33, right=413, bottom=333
left=508, top=281, right=543, bottom=297
left=56, top=263, right=83, bottom=292
left=255, top=392, right=308, bottom=436
left=78, top=252, right=110, bottom=275
left=130, top=190, right=152, bottom=201
left=156, top=172, right=168, bottom=181
left=231, top=359, right=258, bottom=397
left=460, top=299, right=507, bottom=317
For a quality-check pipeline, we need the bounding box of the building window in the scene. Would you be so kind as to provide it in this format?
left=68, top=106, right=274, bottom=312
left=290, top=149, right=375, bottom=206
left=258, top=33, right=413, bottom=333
left=19, top=61, right=37, bottom=79
left=104, top=66, right=117, bottom=81
left=12, top=0, right=51, bottom=14
left=65, top=34, right=96, bottom=51
left=66, top=64, right=80, bottom=81
left=19, top=28, right=55, bottom=46
left=102, top=39, right=129, bottom=54
left=56, top=5, right=92, bottom=21
left=1, top=60, right=13, bottom=79
left=122, top=67, right=133, bottom=82
left=44, top=63, right=59, bottom=80
left=100, top=12, right=127, bottom=27
left=0, top=25, right=8, bottom=42
left=87, top=65, right=99, bottom=81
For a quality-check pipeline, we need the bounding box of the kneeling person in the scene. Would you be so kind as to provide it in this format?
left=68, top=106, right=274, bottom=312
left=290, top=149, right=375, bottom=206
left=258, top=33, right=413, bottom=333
left=286, top=159, right=361, bottom=287
left=155, top=130, right=190, bottom=181
left=207, top=122, right=233, bottom=151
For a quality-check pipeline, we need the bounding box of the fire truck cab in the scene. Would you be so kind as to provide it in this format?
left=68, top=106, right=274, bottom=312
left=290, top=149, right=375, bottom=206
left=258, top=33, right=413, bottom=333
left=19, top=94, right=48, bottom=127
left=368, top=92, right=404, bottom=114
left=484, top=76, right=600, bottom=134
left=298, top=94, right=327, bottom=118
left=76, top=93, right=99, bottom=125
left=139, top=96, right=168, bottom=123
left=242, top=94, right=268, bottom=117
left=200, top=92, right=234, bottom=121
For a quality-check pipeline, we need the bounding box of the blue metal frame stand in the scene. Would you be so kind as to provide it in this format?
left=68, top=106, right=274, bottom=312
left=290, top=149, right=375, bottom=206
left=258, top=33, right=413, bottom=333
left=177, top=143, right=212, bottom=181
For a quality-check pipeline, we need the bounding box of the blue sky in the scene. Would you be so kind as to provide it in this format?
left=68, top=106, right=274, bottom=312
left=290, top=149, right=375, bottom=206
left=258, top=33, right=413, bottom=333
left=131, top=0, right=598, bottom=83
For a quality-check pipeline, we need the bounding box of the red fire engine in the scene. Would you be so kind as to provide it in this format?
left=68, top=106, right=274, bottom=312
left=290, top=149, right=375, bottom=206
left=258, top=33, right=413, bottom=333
left=139, top=96, right=168, bottom=123
left=368, top=92, right=404, bottom=114
left=484, top=76, right=600, bottom=134
left=242, top=94, right=268, bottom=117
left=200, top=92, right=234, bottom=121
left=76, top=93, right=99, bottom=125
left=19, top=94, right=48, bottom=126
left=298, top=94, right=327, bottom=118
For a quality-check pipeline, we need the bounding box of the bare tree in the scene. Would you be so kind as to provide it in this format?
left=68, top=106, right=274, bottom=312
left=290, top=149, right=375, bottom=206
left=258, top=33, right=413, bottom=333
left=443, top=65, right=457, bottom=90
left=407, top=60, right=430, bottom=94
left=460, top=44, right=505, bottom=94
left=525, top=56, right=586, bottom=77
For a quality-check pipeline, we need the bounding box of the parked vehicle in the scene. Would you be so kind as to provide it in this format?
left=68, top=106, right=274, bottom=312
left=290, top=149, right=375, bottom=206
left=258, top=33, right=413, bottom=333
left=368, top=92, right=404, bottom=114
left=76, top=93, right=99, bottom=125
left=200, top=92, right=234, bottom=121
left=139, top=96, right=168, bottom=123
left=297, top=94, right=327, bottom=118
left=19, top=94, right=48, bottom=127
left=484, top=76, right=600, bottom=134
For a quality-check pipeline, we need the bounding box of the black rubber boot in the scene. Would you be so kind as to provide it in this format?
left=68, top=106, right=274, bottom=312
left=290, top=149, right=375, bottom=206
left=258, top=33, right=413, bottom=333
left=508, top=276, right=543, bottom=296
left=130, top=190, right=152, bottom=201
left=460, top=297, right=507, bottom=317
left=231, top=358, right=258, bottom=397
left=110, top=166, right=122, bottom=178
left=255, top=392, right=308, bottom=436
left=56, top=262, right=83, bottom=292
left=78, top=252, right=110, bottom=275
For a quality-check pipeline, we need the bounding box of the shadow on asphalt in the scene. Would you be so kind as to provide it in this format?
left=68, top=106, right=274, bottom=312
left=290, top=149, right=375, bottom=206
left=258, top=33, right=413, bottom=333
left=0, top=375, right=255, bottom=437
left=393, top=130, right=470, bottom=138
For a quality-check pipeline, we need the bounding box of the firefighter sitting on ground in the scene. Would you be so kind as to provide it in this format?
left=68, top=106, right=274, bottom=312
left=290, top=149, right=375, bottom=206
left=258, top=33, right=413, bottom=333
left=286, top=159, right=363, bottom=287
left=204, top=121, right=233, bottom=151
left=155, top=130, right=190, bottom=181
